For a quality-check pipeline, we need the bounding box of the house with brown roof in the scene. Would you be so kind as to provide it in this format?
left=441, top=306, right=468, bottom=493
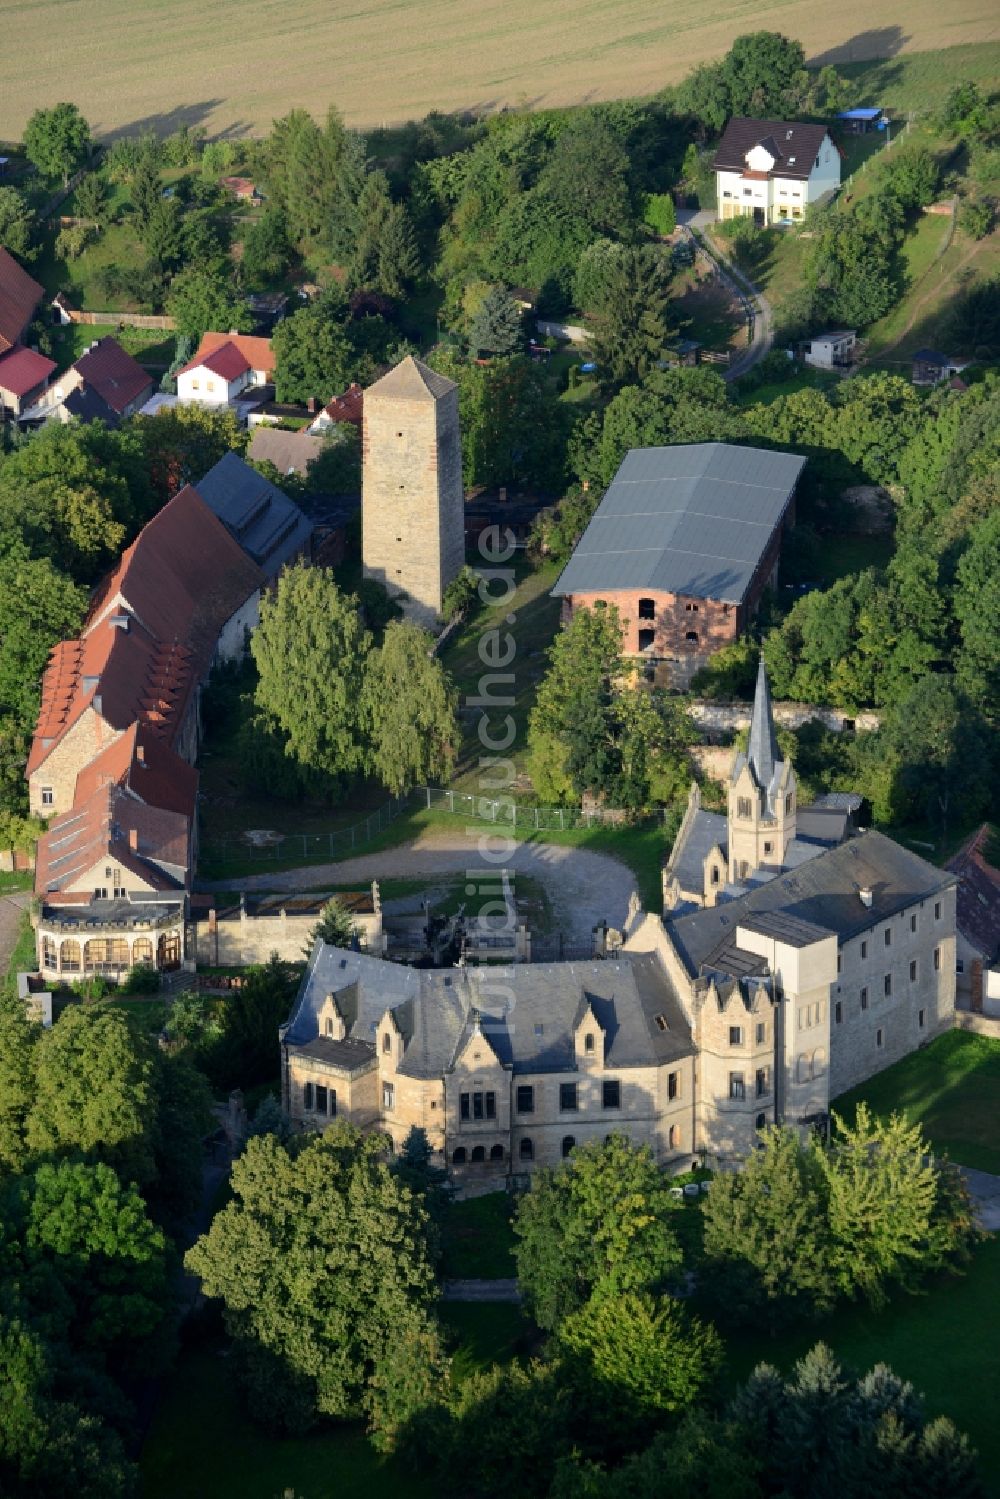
left=307, top=381, right=364, bottom=434
left=27, top=481, right=266, bottom=982
left=0, top=344, right=56, bottom=416
left=20, top=336, right=153, bottom=425
left=713, top=118, right=840, bottom=225
left=176, top=331, right=275, bottom=407
left=0, top=246, right=43, bottom=355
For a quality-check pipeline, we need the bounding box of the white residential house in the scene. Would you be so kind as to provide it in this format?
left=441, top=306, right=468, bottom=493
left=802, top=329, right=857, bottom=369
left=175, top=332, right=275, bottom=407
left=713, top=118, right=841, bottom=226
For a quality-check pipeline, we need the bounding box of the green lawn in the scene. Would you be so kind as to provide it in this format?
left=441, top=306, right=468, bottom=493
left=441, top=1191, right=517, bottom=1279
left=4, top=908, right=36, bottom=991
left=724, top=1236, right=1000, bottom=1496
left=833, top=1030, right=1000, bottom=1173
left=840, top=41, right=1000, bottom=115
left=737, top=368, right=842, bottom=408
left=0, top=871, right=32, bottom=894
left=46, top=320, right=176, bottom=375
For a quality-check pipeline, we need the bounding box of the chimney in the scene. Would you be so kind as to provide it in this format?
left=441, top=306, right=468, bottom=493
left=859, top=886, right=873, bottom=908
left=128, top=828, right=138, bottom=852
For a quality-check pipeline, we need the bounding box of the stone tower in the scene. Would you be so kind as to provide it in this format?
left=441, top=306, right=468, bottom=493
left=727, top=659, right=797, bottom=883
left=362, top=355, right=465, bottom=626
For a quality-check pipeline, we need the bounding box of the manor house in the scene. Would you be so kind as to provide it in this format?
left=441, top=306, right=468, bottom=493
left=282, top=666, right=956, bottom=1170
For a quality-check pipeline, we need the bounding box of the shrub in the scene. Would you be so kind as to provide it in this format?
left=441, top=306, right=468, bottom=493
left=55, top=224, right=95, bottom=261
left=959, top=199, right=994, bottom=241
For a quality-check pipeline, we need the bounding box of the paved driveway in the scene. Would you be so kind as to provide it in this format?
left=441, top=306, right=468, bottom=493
left=208, top=831, right=641, bottom=948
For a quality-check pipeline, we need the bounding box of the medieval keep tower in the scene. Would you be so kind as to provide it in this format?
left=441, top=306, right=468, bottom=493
left=727, top=659, right=797, bottom=883
left=362, top=355, right=465, bottom=626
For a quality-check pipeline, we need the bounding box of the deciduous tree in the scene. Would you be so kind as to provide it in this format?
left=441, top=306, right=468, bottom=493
left=361, top=619, right=458, bottom=793
left=0, top=186, right=37, bottom=260
left=23, top=103, right=90, bottom=186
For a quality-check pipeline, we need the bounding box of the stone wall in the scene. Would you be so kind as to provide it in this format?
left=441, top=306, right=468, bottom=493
left=191, top=900, right=384, bottom=966
left=688, top=699, right=882, bottom=736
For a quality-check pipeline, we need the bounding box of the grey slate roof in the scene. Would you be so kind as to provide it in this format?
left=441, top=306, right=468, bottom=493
left=669, top=809, right=727, bottom=892
left=666, top=830, right=955, bottom=978
left=746, top=658, right=780, bottom=793
left=195, top=451, right=314, bottom=579
left=552, top=443, right=805, bottom=604
left=285, top=943, right=694, bottom=1079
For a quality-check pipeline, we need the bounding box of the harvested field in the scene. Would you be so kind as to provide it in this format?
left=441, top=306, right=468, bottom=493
left=1, top=2, right=999, bottom=141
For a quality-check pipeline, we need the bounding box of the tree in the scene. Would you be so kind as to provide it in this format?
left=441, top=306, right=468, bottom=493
left=722, top=31, right=807, bottom=117
left=880, top=145, right=941, bottom=210
left=513, top=1134, right=683, bottom=1331
left=72, top=173, right=109, bottom=230
left=469, top=285, right=524, bottom=357
left=166, top=266, right=253, bottom=342
left=25, top=1004, right=157, bottom=1188
left=946, top=277, right=1000, bottom=359
left=200, top=954, right=297, bottom=1091
left=588, top=245, right=673, bottom=387
left=184, top=1124, right=444, bottom=1434
left=0, top=186, right=37, bottom=259
left=0, top=546, right=86, bottom=728
left=271, top=293, right=354, bottom=404
left=0, top=992, right=38, bottom=1172
left=641, top=192, right=676, bottom=238
left=136, top=400, right=246, bottom=508
left=822, top=1106, right=976, bottom=1307
left=557, top=1289, right=722, bottom=1429
left=361, top=619, right=459, bottom=793
left=308, top=897, right=361, bottom=951
left=702, top=1125, right=834, bottom=1328
left=11, top=1159, right=172, bottom=1375
left=878, top=675, right=992, bottom=840
left=955, top=508, right=1000, bottom=716
left=959, top=199, right=993, bottom=241
left=251, top=563, right=370, bottom=783
left=528, top=603, right=625, bottom=803
left=240, top=207, right=290, bottom=287
left=23, top=103, right=90, bottom=186
left=141, top=195, right=184, bottom=269
left=537, top=114, right=633, bottom=239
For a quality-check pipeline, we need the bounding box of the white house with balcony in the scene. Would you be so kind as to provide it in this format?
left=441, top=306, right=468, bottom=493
left=713, top=118, right=840, bottom=226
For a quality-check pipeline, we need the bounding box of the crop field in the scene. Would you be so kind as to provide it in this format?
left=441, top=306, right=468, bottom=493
left=1, top=1, right=999, bottom=141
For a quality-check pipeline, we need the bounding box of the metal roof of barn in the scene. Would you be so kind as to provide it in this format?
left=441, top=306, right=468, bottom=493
left=552, top=443, right=805, bottom=604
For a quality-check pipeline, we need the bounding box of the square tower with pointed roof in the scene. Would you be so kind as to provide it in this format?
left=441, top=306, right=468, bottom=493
left=362, top=355, right=464, bottom=625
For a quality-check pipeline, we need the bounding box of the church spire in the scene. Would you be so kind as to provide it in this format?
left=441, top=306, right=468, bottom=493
left=747, top=658, right=780, bottom=793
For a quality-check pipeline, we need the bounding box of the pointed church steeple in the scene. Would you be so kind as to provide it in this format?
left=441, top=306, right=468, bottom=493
left=747, top=658, right=781, bottom=794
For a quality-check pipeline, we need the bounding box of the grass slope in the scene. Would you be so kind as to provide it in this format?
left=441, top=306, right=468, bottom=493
left=2, top=11, right=999, bottom=140
left=833, top=1030, right=1000, bottom=1173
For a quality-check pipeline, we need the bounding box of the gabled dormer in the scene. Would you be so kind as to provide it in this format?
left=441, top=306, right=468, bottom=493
left=451, top=1010, right=504, bottom=1076
left=573, top=997, right=605, bottom=1069
left=317, top=990, right=348, bottom=1042
left=377, top=1006, right=406, bottom=1070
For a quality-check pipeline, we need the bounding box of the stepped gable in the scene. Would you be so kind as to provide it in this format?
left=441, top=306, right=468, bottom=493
left=35, top=783, right=189, bottom=895
left=73, top=723, right=198, bottom=821
left=86, top=485, right=265, bottom=677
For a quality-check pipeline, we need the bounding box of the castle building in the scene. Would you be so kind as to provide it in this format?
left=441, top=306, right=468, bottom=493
left=362, top=355, right=465, bottom=626
left=281, top=665, right=956, bottom=1173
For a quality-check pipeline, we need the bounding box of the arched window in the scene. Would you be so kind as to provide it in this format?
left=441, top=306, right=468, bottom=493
left=471, top=1145, right=486, bottom=1163
left=519, top=1138, right=534, bottom=1161
left=755, top=1112, right=767, bottom=1130
left=561, top=1136, right=576, bottom=1159
left=452, top=1147, right=466, bottom=1165
left=132, top=938, right=153, bottom=966
left=60, top=939, right=81, bottom=973
left=490, top=1143, right=505, bottom=1161
left=668, top=1124, right=680, bottom=1150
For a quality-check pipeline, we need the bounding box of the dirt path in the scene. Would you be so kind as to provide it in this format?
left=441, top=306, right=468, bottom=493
left=206, top=832, right=641, bottom=947
left=678, top=211, right=774, bottom=381
left=878, top=230, right=982, bottom=359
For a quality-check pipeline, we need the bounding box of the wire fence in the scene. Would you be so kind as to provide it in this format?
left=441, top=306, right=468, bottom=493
left=200, top=785, right=675, bottom=871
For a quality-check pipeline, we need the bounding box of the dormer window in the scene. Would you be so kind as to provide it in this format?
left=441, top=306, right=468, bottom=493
left=382, top=1032, right=391, bottom=1053
left=325, top=1018, right=333, bottom=1037
left=585, top=1033, right=595, bottom=1053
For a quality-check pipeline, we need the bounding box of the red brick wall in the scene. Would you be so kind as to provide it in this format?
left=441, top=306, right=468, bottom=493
left=564, top=589, right=739, bottom=657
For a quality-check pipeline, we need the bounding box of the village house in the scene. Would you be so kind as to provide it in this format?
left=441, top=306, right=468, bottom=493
left=713, top=117, right=840, bottom=225
left=281, top=663, right=955, bottom=1174
left=801, top=329, right=857, bottom=369
left=247, top=425, right=326, bottom=477
left=911, top=349, right=971, bottom=386
left=0, top=344, right=56, bottom=417
left=307, top=381, right=364, bottom=434
left=27, top=483, right=265, bottom=981
left=551, top=442, right=804, bottom=685
left=20, top=335, right=153, bottom=425
left=175, top=331, right=275, bottom=407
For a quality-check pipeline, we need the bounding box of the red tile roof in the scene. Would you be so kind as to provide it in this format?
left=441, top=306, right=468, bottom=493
left=0, top=344, right=55, bottom=398
left=35, top=783, right=190, bottom=896
left=0, top=247, right=43, bottom=354
left=27, top=613, right=196, bottom=776
left=86, top=485, right=265, bottom=679
left=322, top=381, right=364, bottom=425
left=73, top=336, right=153, bottom=414
left=74, top=722, right=198, bottom=822
left=178, top=339, right=252, bottom=382
left=180, top=330, right=275, bottom=379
